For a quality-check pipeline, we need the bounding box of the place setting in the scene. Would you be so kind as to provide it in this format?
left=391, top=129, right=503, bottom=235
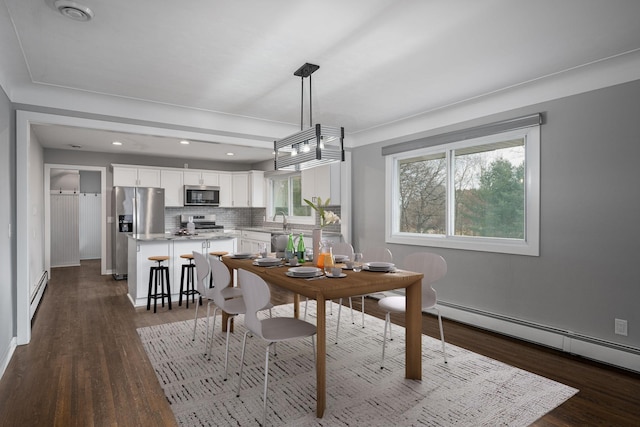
left=252, top=257, right=283, bottom=267
left=363, top=261, right=396, bottom=273
left=285, top=266, right=324, bottom=279
left=227, top=252, right=255, bottom=259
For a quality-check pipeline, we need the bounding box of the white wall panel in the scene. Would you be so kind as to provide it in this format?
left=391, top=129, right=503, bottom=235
left=50, top=193, right=80, bottom=267
left=79, top=193, right=101, bottom=259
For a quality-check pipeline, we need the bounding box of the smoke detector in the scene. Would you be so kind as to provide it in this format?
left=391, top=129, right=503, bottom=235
left=54, top=0, right=94, bottom=21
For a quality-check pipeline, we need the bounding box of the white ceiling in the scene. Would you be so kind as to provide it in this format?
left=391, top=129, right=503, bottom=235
left=3, top=0, right=640, bottom=163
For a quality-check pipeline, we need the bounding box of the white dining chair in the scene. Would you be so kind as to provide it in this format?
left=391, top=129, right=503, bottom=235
left=335, top=246, right=393, bottom=343
left=192, top=252, right=244, bottom=350
left=378, top=252, right=447, bottom=369
left=191, top=251, right=225, bottom=354
left=235, top=268, right=317, bottom=426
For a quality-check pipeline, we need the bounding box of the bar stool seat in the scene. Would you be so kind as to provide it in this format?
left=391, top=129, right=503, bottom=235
left=179, top=254, right=200, bottom=308
left=209, top=251, right=229, bottom=260
left=147, top=255, right=171, bottom=313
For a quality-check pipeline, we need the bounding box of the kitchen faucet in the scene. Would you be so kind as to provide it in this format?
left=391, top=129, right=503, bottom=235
left=273, top=210, right=288, bottom=230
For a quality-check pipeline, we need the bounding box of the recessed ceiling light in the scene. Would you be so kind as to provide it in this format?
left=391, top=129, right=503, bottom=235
left=180, top=140, right=190, bottom=145
left=69, top=144, right=82, bottom=149
left=54, top=0, right=94, bottom=21
left=226, top=152, right=235, bottom=156
left=112, top=141, right=122, bottom=146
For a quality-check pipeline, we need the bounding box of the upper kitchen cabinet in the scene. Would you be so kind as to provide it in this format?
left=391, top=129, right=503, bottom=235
left=112, top=165, right=161, bottom=188
left=183, top=170, right=219, bottom=186
left=218, top=171, right=264, bottom=207
left=160, top=169, right=184, bottom=207
left=301, top=163, right=340, bottom=204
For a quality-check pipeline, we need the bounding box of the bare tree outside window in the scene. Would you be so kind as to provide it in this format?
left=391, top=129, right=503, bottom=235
left=397, top=139, right=525, bottom=239
left=399, top=153, right=446, bottom=234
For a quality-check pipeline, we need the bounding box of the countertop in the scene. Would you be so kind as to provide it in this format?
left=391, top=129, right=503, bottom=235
left=128, top=227, right=341, bottom=241
left=129, top=231, right=239, bottom=241
left=238, top=227, right=342, bottom=237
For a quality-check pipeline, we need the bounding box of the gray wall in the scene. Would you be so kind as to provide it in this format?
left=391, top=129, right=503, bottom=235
left=0, top=85, right=15, bottom=368
left=352, top=79, right=640, bottom=349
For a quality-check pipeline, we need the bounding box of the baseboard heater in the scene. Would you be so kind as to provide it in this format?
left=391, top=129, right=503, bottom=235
left=369, top=292, right=640, bottom=372
left=437, top=300, right=640, bottom=372
left=29, top=271, right=48, bottom=320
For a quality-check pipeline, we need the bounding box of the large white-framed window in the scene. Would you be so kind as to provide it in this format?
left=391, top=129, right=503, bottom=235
left=385, top=120, right=540, bottom=256
left=267, top=173, right=314, bottom=224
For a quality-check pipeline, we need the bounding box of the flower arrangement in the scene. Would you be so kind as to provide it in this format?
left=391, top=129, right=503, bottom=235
left=304, top=197, right=340, bottom=228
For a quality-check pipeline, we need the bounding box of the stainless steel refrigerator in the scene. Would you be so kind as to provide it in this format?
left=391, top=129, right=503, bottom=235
left=112, top=186, right=165, bottom=280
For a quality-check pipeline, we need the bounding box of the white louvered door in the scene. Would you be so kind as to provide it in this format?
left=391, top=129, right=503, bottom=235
left=51, top=193, right=80, bottom=267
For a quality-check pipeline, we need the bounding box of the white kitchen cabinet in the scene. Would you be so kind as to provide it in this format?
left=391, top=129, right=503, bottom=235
left=301, top=163, right=340, bottom=204
left=113, top=165, right=161, bottom=188
left=218, top=173, right=233, bottom=207
left=183, top=170, right=220, bottom=186
left=127, top=236, right=237, bottom=307
left=161, top=169, right=184, bottom=207
left=249, top=170, right=265, bottom=207
left=127, top=237, right=172, bottom=307
left=219, top=171, right=264, bottom=208
left=232, top=173, right=250, bottom=207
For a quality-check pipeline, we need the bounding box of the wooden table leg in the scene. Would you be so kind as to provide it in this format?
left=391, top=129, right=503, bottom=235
left=293, top=293, right=300, bottom=319
left=315, top=294, right=326, bottom=417
left=405, top=278, right=422, bottom=379
left=221, top=311, right=234, bottom=332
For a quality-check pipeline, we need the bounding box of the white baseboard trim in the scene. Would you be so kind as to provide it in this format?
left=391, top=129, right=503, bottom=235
left=436, top=302, right=640, bottom=373
left=30, top=271, right=49, bottom=320
left=0, top=337, right=17, bottom=381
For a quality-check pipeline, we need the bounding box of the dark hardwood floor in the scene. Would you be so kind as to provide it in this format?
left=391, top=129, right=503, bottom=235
left=1, top=259, right=639, bottom=426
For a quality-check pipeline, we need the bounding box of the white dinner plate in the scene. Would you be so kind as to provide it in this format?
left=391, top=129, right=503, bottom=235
left=365, top=262, right=395, bottom=269
left=288, top=266, right=321, bottom=277
left=286, top=271, right=323, bottom=278
left=229, top=252, right=253, bottom=259
left=325, top=272, right=347, bottom=278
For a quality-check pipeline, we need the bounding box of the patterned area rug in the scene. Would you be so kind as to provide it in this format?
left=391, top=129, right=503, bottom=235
left=137, top=303, right=577, bottom=426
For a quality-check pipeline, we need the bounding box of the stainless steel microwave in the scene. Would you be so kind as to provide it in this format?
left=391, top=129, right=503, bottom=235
left=184, top=185, right=220, bottom=206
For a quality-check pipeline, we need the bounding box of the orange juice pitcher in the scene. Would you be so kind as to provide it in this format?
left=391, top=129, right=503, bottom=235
left=316, top=240, right=332, bottom=269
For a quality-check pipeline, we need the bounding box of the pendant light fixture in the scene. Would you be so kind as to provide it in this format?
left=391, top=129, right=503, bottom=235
left=274, top=63, right=344, bottom=171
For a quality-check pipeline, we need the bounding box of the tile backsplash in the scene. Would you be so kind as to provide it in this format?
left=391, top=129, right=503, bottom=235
left=164, top=204, right=341, bottom=233
left=165, top=207, right=265, bottom=231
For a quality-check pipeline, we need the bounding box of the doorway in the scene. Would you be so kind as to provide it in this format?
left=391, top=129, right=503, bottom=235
left=44, top=164, right=107, bottom=276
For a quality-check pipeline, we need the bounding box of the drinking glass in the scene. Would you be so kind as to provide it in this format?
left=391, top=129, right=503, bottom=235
left=353, top=253, right=363, bottom=272
left=323, top=253, right=335, bottom=276
left=258, top=242, right=268, bottom=258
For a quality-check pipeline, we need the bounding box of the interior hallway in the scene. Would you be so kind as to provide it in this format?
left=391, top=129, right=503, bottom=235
left=0, top=260, right=639, bottom=426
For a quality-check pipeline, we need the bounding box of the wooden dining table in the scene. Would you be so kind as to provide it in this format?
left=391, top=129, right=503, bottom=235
left=221, top=256, right=424, bottom=418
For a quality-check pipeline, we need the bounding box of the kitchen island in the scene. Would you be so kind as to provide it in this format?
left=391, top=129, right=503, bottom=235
left=127, top=232, right=238, bottom=307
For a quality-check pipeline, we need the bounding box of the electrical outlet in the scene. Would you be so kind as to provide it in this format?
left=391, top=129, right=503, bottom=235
left=615, top=318, right=628, bottom=336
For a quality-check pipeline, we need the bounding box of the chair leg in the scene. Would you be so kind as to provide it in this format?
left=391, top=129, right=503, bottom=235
left=204, top=303, right=213, bottom=356
left=236, top=330, right=251, bottom=397
left=381, top=312, right=390, bottom=369
left=262, top=343, right=272, bottom=427
left=361, top=296, right=365, bottom=328
left=223, top=315, right=234, bottom=380
left=147, top=267, right=154, bottom=311
left=335, top=300, right=342, bottom=344
left=165, top=266, right=172, bottom=310
left=303, top=297, right=309, bottom=321
left=192, top=301, right=200, bottom=341
left=436, top=309, right=447, bottom=363
left=207, top=306, right=219, bottom=359
left=179, top=265, right=185, bottom=306
left=349, top=297, right=354, bottom=324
